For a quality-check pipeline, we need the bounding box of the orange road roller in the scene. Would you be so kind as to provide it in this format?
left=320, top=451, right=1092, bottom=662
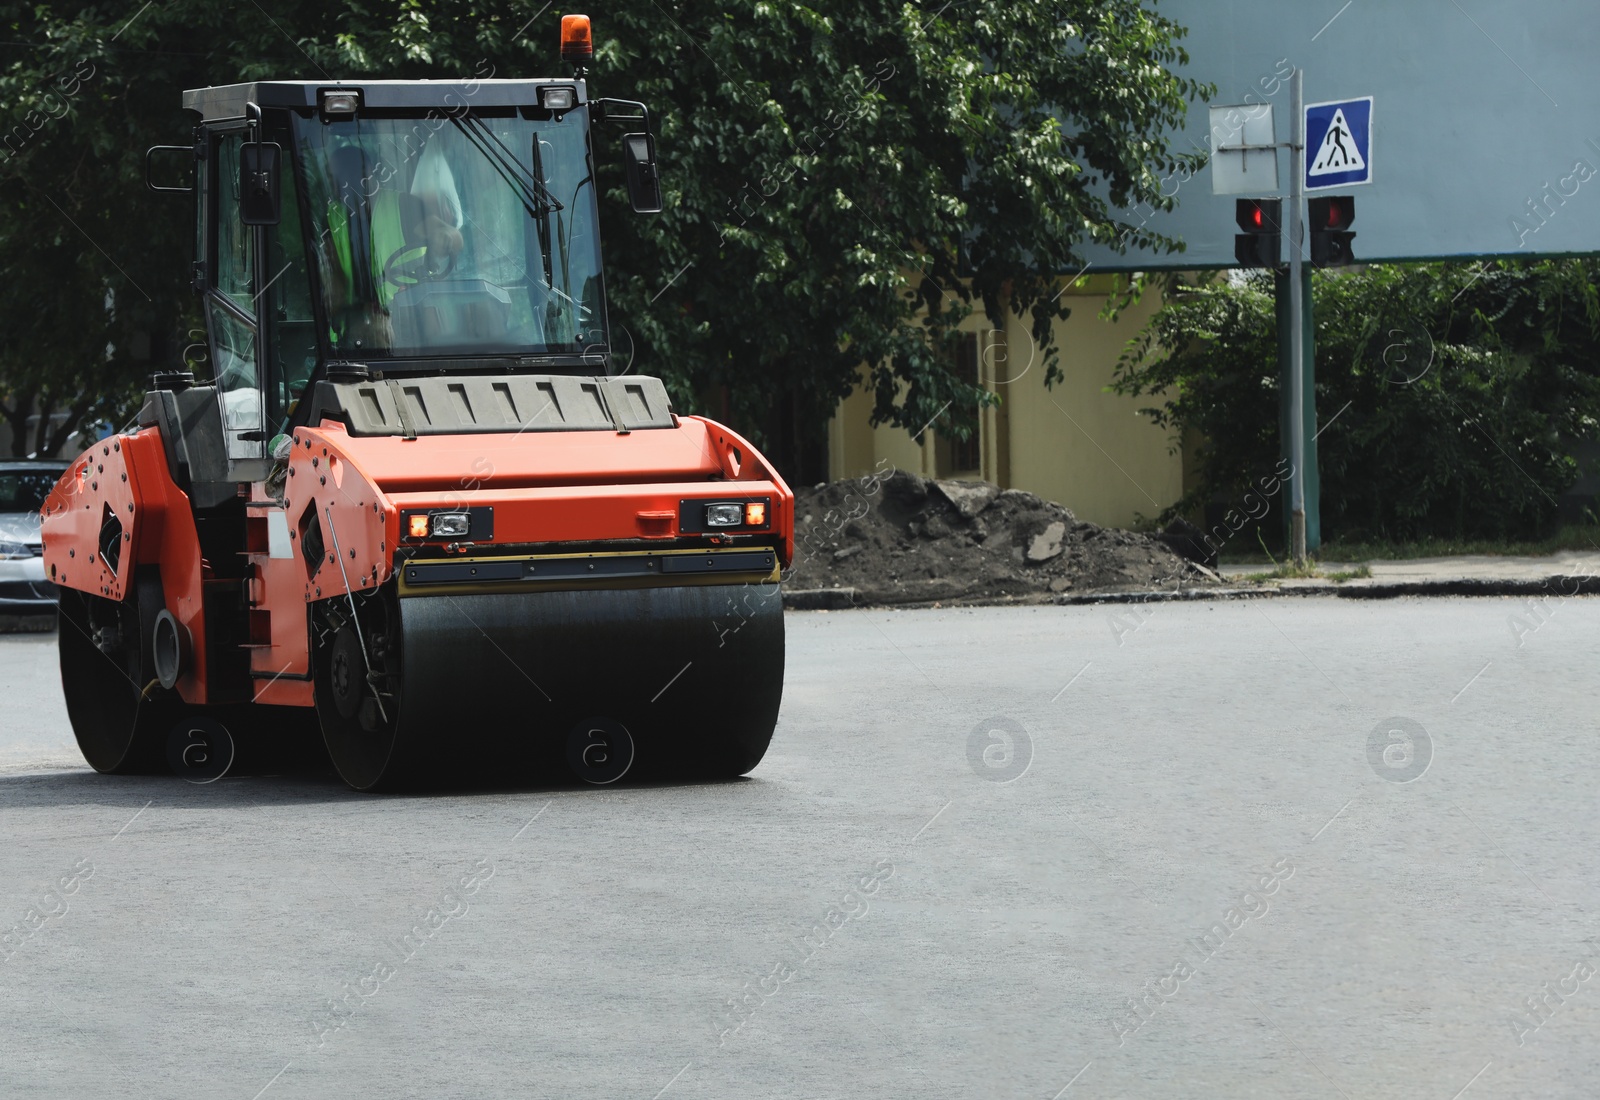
left=41, top=19, right=792, bottom=790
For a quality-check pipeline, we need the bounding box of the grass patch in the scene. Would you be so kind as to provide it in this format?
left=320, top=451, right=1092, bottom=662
left=1235, top=562, right=1371, bottom=583
left=1237, top=558, right=1322, bottom=582
left=1324, top=565, right=1373, bottom=583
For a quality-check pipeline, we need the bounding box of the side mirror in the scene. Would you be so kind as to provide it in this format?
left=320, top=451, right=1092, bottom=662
left=239, top=142, right=282, bottom=226
left=622, top=132, right=662, bottom=214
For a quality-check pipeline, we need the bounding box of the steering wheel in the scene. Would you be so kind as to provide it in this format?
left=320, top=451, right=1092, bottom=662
left=382, top=243, right=457, bottom=289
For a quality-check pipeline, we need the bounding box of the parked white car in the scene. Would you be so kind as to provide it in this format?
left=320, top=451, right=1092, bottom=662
left=0, top=460, right=68, bottom=614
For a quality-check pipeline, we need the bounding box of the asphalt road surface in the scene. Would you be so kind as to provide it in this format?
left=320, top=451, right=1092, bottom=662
left=3, top=596, right=1598, bottom=1099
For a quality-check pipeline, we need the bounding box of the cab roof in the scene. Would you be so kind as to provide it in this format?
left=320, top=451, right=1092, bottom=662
left=182, top=78, right=587, bottom=121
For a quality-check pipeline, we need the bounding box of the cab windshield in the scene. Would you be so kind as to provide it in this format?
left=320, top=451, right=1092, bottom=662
left=292, top=108, right=606, bottom=361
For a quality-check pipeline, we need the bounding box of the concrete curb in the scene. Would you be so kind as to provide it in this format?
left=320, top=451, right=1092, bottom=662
left=1316, top=575, right=1600, bottom=599
left=782, top=575, right=1600, bottom=610
left=782, top=585, right=1267, bottom=610
left=1057, top=578, right=1600, bottom=605
left=783, top=588, right=861, bottom=610
left=1055, top=586, right=1277, bottom=606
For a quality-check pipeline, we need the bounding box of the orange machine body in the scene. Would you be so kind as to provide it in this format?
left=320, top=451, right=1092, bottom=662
left=44, top=413, right=793, bottom=711
left=42, top=431, right=213, bottom=700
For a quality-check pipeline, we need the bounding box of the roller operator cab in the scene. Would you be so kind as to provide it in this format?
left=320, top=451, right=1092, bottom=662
left=42, top=20, right=793, bottom=790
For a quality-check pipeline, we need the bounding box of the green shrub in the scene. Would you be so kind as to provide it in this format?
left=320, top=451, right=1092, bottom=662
left=1115, top=261, right=1600, bottom=542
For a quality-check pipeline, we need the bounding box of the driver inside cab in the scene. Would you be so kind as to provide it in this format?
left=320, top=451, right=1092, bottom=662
left=321, top=139, right=465, bottom=352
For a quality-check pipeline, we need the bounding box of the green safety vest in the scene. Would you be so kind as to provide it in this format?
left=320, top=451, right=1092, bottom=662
left=327, top=187, right=406, bottom=313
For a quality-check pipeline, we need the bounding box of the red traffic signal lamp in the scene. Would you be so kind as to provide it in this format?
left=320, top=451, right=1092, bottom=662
left=1234, top=198, right=1282, bottom=269
left=1308, top=195, right=1356, bottom=267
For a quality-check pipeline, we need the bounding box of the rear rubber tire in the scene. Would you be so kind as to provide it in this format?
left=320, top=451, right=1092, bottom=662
left=314, top=589, right=407, bottom=791
left=57, top=578, right=185, bottom=775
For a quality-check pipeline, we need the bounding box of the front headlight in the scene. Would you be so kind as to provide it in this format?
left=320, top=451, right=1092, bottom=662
left=704, top=503, right=743, bottom=527
left=430, top=512, right=470, bottom=538
left=0, top=540, right=32, bottom=560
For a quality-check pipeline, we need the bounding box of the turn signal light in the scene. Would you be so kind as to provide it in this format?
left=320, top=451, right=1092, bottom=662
left=561, top=14, right=593, bottom=64
left=407, top=515, right=430, bottom=539
left=744, top=502, right=766, bottom=526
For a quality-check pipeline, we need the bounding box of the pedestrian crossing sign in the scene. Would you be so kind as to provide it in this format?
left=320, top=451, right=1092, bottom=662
left=1305, top=97, right=1372, bottom=189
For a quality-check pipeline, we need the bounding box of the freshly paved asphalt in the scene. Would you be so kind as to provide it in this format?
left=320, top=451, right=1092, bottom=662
left=3, top=597, right=1598, bottom=1099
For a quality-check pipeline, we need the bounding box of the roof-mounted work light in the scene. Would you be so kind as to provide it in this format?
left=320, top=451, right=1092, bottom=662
left=320, top=89, right=360, bottom=115
left=540, top=86, right=576, bottom=111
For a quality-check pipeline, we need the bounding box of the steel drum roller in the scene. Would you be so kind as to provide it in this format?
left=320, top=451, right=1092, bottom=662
left=316, top=582, right=784, bottom=790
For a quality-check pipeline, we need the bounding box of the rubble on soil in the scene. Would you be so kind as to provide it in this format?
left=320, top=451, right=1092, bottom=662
left=781, top=471, right=1220, bottom=607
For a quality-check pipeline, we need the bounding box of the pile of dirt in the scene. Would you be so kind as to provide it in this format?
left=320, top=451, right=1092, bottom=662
left=782, top=472, right=1219, bottom=607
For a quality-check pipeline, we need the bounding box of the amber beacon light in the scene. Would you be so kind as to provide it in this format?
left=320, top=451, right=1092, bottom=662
left=561, top=14, right=593, bottom=64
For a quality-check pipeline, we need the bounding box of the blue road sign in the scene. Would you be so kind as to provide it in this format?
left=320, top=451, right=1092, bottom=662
left=1305, top=96, right=1372, bottom=190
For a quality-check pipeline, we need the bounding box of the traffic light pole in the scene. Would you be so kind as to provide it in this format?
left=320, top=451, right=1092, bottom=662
left=1287, top=68, right=1308, bottom=566
left=1228, top=71, right=1332, bottom=561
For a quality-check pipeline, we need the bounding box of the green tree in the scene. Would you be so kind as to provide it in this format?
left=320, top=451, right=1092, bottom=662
left=1115, top=261, right=1600, bottom=542
left=0, top=1, right=1206, bottom=471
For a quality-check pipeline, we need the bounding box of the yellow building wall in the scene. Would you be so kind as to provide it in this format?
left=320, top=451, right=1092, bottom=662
left=826, top=280, right=1183, bottom=529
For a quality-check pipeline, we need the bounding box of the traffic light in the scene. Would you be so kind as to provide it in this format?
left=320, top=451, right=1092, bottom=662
left=1234, top=198, right=1282, bottom=269
left=1308, top=196, right=1356, bottom=267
